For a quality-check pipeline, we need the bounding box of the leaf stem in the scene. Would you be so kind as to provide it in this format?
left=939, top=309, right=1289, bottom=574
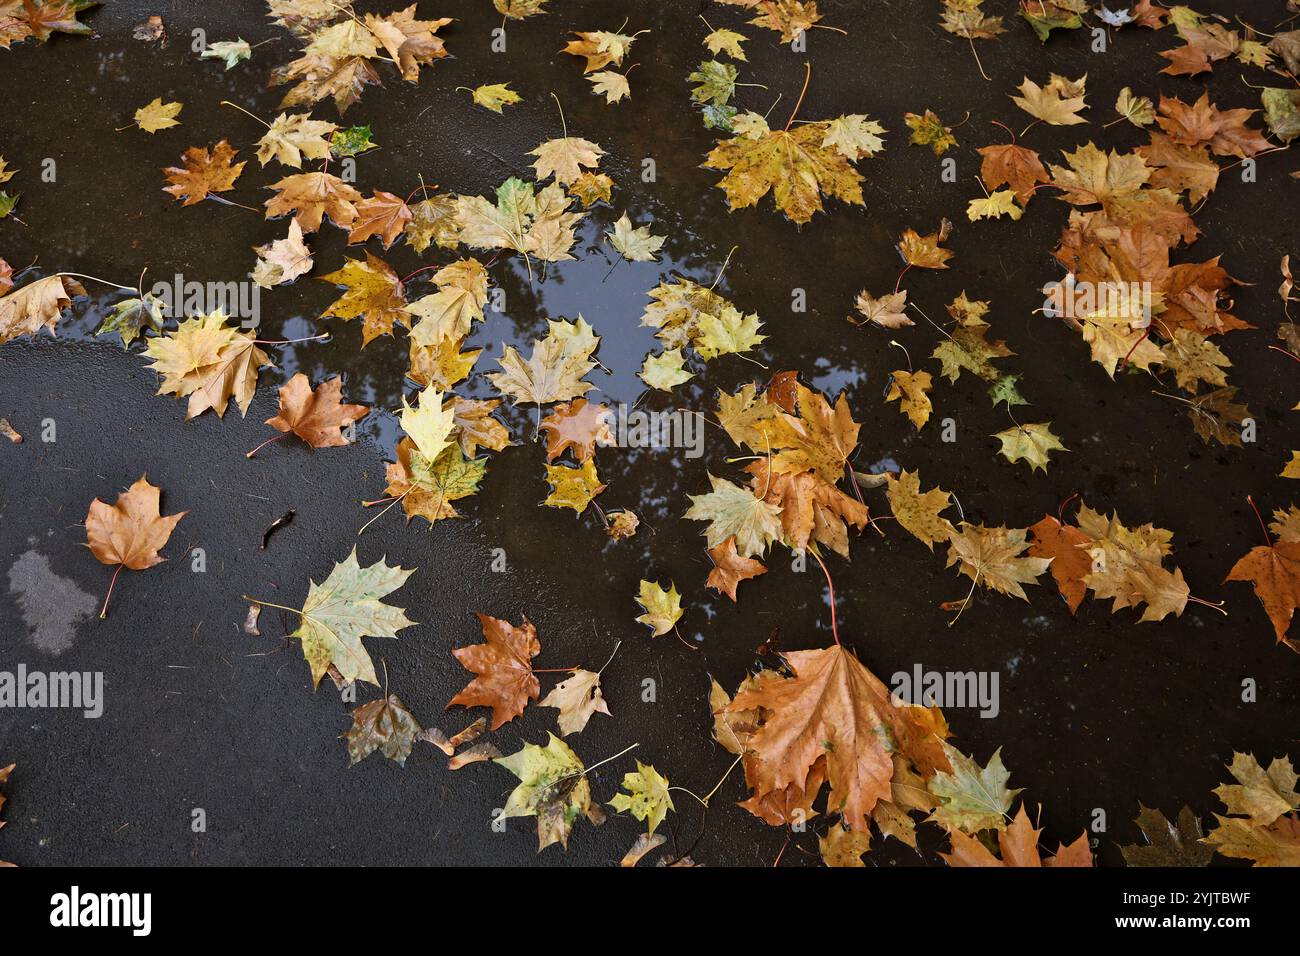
left=809, top=547, right=840, bottom=645
left=783, top=62, right=812, bottom=132
left=99, top=563, right=124, bottom=619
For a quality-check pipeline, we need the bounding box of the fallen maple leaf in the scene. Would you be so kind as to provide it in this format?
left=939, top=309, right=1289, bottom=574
left=609, top=762, right=673, bottom=834
left=262, top=549, right=416, bottom=687
left=886, top=470, right=955, bottom=550
left=261, top=373, right=369, bottom=451
left=978, top=143, right=1049, bottom=204
left=635, top=579, right=683, bottom=636
left=850, top=289, right=910, bottom=328
left=706, top=536, right=767, bottom=601
left=946, top=523, right=1052, bottom=603
left=1225, top=517, right=1300, bottom=652
left=928, top=743, right=1019, bottom=833
left=942, top=805, right=1092, bottom=867
left=685, top=474, right=783, bottom=559
left=992, top=421, right=1066, bottom=472
left=320, top=253, right=409, bottom=346
left=1120, top=805, right=1214, bottom=866
left=134, top=97, right=182, bottom=133
left=85, top=475, right=186, bottom=618
left=348, top=189, right=413, bottom=248
left=898, top=224, right=954, bottom=269
left=449, top=613, right=540, bottom=729
left=343, top=693, right=421, bottom=766
left=252, top=219, right=314, bottom=287
left=1027, top=514, right=1093, bottom=613
left=0, top=274, right=84, bottom=344
left=539, top=398, right=612, bottom=462
left=530, top=135, right=604, bottom=186
left=539, top=668, right=610, bottom=736
left=543, top=459, right=605, bottom=513
left=1011, top=74, right=1089, bottom=126
left=264, top=170, right=363, bottom=232
left=726, top=643, right=950, bottom=832
left=464, top=82, right=521, bottom=112
left=703, top=111, right=867, bottom=225
left=256, top=112, right=337, bottom=167
left=143, top=311, right=273, bottom=419
left=494, top=734, right=604, bottom=851
left=163, top=140, right=246, bottom=206
left=886, top=370, right=933, bottom=429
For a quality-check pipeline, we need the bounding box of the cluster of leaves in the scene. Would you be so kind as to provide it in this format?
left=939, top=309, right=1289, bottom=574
left=7, top=0, right=1300, bottom=869
left=711, top=653, right=1091, bottom=866
left=1122, top=752, right=1300, bottom=866
left=563, top=25, right=645, bottom=105
left=268, top=1, right=452, bottom=114
left=0, top=0, right=98, bottom=49
left=686, top=378, right=869, bottom=601
left=638, top=276, right=765, bottom=391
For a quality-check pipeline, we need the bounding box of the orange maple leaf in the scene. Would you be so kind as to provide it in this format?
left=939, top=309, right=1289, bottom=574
left=448, top=614, right=541, bottom=729
left=263, top=373, right=369, bottom=450
left=162, top=140, right=246, bottom=206
left=727, top=644, right=950, bottom=831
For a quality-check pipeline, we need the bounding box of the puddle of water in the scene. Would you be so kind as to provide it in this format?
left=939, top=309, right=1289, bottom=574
left=7, top=550, right=98, bottom=655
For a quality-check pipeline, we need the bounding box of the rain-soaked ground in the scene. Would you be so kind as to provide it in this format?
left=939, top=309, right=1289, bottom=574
left=1, top=1, right=1298, bottom=866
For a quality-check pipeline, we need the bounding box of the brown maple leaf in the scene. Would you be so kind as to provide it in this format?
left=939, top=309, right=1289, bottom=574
left=264, top=170, right=363, bottom=232
left=746, top=460, right=869, bottom=557
left=162, top=140, right=246, bottom=206
left=1225, top=525, right=1300, bottom=652
left=727, top=644, right=950, bottom=832
left=272, top=52, right=382, bottom=114
left=263, top=373, right=369, bottom=450
left=978, top=143, right=1049, bottom=205
left=898, top=223, right=954, bottom=269
left=85, top=475, right=186, bottom=618
left=942, top=805, right=1093, bottom=867
left=447, top=395, right=509, bottom=457
left=1027, top=514, right=1094, bottom=614
left=1185, top=386, right=1251, bottom=447
left=706, top=535, right=767, bottom=602
left=767, top=383, right=862, bottom=483
left=1159, top=24, right=1239, bottom=77
left=1138, top=133, right=1220, bottom=204
left=1155, top=93, right=1271, bottom=160
left=538, top=398, right=612, bottom=462
left=347, top=189, right=413, bottom=248
left=448, top=613, right=541, bottom=729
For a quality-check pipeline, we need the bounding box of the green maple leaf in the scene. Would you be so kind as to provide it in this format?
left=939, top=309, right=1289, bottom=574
left=992, top=421, right=1066, bottom=473
left=609, top=761, right=674, bottom=834
left=928, top=742, right=1022, bottom=834
left=273, top=549, right=417, bottom=688
left=688, top=60, right=737, bottom=106
left=495, top=734, right=602, bottom=851
left=684, top=474, right=782, bottom=558
left=331, top=125, right=378, bottom=158
left=96, top=293, right=166, bottom=347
